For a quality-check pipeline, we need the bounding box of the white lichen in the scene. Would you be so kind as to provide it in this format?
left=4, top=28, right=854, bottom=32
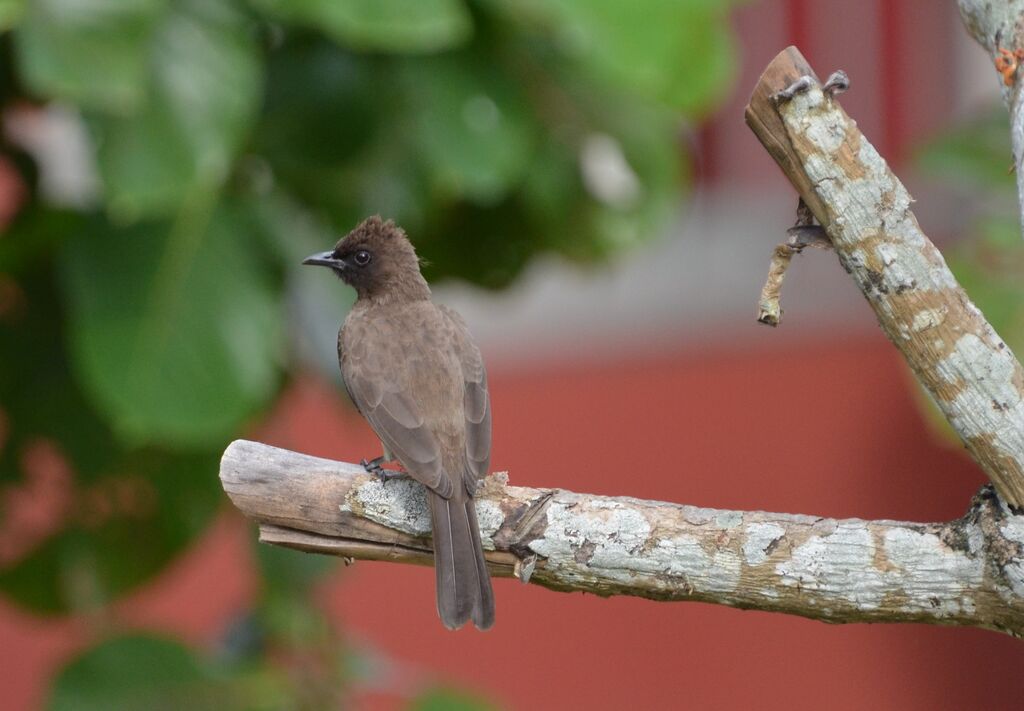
left=883, top=528, right=983, bottom=616
left=743, top=522, right=786, bottom=566
left=715, top=510, right=744, bottom=530
left=474, top=499, right=506, bottom=548
left=939, top=334, right=1024, bottom=453
left=682, top=506, right=717, bottom=525
left=655, top=535, right=742, bottom=593
left=803, top=113, right=847, bottom=153
left=911, top=308, right=946, bottom=333
left=531, top=497, right=653, bottom=585
left=342, top=478, right=432, bottom=536
left=1001, top=516, right=1024, bottom=598
left=776, top=523, right=883, bottom=609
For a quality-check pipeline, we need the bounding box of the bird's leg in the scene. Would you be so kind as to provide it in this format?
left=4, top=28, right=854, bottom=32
left=360, top=456, right=409, bottom=485
left=360, top=456, right=385, bottom=475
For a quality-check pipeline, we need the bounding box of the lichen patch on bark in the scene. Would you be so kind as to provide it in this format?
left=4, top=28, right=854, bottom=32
left=743, top=521, right=786, bottom=566
left=773, top=77, right=1024, bottom=507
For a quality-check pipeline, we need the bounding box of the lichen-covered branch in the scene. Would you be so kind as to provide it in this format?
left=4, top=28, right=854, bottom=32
left=958, top=0, right=1024, bottom=240
left=745, top=47, right=1024, bottom=508
left=220, top=440, right=1024, bottom=637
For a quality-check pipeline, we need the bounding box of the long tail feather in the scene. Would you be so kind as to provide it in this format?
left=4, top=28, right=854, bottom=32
left=428, top=491, right=494, bottom=630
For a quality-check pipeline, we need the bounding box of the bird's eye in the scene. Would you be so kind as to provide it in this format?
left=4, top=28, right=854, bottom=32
left=353, top=250, right=372, bottom=267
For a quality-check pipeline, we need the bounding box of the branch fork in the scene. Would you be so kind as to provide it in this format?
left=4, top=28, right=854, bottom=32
left=745, top=47, right=1024, bottom=508
left=217, top=47, right=1024, bottom=637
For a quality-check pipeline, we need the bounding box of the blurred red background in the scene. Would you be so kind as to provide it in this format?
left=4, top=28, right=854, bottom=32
left=3, top=336, right=1023, bottom=709
left=4, top=1, right=1024, bottom=708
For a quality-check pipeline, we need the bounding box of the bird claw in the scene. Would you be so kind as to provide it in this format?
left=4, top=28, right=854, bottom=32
left=361, top=457, right=407, bottom=486
left=361, top=456, right=385, bottom=479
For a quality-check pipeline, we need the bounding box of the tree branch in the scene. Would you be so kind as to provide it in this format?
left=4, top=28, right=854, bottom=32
left=217, top=48, right=1024, bottom=638
left=220, top=440, right=1024, bottom=637
left=745, top=47, right=1024, bottom=508
left=958, top=0, right=1024, bottom=241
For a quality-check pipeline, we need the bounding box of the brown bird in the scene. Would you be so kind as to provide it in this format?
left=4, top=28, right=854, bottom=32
left=303, top=216, right=495, bottom=630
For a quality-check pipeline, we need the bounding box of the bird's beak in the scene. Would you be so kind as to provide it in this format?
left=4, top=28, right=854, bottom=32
left=302, top=251, right=346, bottom=269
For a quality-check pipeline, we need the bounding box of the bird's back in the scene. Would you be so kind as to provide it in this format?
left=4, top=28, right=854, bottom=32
left=340, top=299, right=467, bottom=469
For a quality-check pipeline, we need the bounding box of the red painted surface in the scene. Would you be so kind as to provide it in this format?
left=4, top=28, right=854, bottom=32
left=0, top=2, right=1012, bottom=707
left=786, top=0, right=811, bottom=53
left=709, top=0, right=952, bottom=190
left=879, top=0, right=905, bottom=163
left=4, top=336, right=1021, bottom=710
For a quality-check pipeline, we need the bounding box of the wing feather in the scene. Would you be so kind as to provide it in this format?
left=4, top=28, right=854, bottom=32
left=440, top=306, right=492, bottom=494
left=340, top=314, right=451, bottom=497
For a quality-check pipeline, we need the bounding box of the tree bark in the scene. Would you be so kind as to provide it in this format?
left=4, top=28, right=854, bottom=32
left=220, top=440, right=1024, bottom=637
left=745, top=47, right=1024, bottom=509
left=217, top=48, right=1024, bottom=638
left=958, top=0, right=1024, bottom=241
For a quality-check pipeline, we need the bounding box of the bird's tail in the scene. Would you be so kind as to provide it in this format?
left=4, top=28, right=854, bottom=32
left=428, top=490, right=495, bottom=630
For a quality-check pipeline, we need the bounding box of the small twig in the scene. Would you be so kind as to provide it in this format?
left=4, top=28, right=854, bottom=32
left=745, top=47, right=1024, bottom=507
left=757, top=198, right=832, bottom=326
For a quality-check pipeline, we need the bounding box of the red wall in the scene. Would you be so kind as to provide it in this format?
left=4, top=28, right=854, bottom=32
left=5, top=335, right=1020, bottom=710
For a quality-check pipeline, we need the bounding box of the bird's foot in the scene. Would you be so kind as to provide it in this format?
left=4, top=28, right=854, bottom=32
left=361, top=457, right=408, bottom=485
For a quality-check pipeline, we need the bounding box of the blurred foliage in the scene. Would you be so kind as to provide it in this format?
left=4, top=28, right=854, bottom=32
left=915, top=108, right=1024, bottom=442
left=411, top=687, right=499, bottom=711
left=50, top=635, right=232, bottom=711
left=0, top=0, right=739, bottom=706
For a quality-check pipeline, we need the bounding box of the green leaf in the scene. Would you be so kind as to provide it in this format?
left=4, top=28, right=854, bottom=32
left=0, top=449, right=221, bottom=612
left=48, top=635, right=230, bottom=711
left=0, top=262, right=221, bottom=612
left=949, top=218, right=1024, bottom=356
left=90, top=0, right=261, bottom=219
left=254, top=0, right=472, bottom=53
left=409, top=687, right=498, bottom=711
left=59, top=206, right=281, bottom=447
left=915, top=108, right=1016, bottom=193
left=255, top=536, right=336, bottom=600
left=416, top=199, right=540, bottom=289
left=257, top=39, right=380, bottom=176
left=254, top=36, right=391, bottom=230
left=494, top=0, right=737, bottom=113
left=14, top=0, right=165, bottom=111
left=250, top=192, right=356, bottom=383
left=401, top=55, right=539, bottom=203
left=0, top=0, right=25, bottom=31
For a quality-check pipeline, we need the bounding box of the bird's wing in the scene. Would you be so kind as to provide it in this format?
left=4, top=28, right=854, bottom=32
left=440, top=306, right=492, bottom=495
left=341, top=317, right=453, bottom=499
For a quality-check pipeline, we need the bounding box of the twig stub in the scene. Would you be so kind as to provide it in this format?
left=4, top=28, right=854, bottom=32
left=757, top=198, right=832, bottom=327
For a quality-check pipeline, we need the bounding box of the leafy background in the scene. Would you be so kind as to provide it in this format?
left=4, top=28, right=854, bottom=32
left=0, top=0, right=740, bottom=707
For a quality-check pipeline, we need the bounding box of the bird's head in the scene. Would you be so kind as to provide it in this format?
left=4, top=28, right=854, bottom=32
left=303, top=216, right=430, bottom=302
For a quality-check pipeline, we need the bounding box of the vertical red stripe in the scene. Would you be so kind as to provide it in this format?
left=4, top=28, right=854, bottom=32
left=695, top=122, right=717, bottom=186
left=786, top=0, right=811, bottom=58
left=879, top=0, right=904, bottom=164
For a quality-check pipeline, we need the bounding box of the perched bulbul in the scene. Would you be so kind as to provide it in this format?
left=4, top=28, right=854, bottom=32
left=303, top=216, right=495, bottom=630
